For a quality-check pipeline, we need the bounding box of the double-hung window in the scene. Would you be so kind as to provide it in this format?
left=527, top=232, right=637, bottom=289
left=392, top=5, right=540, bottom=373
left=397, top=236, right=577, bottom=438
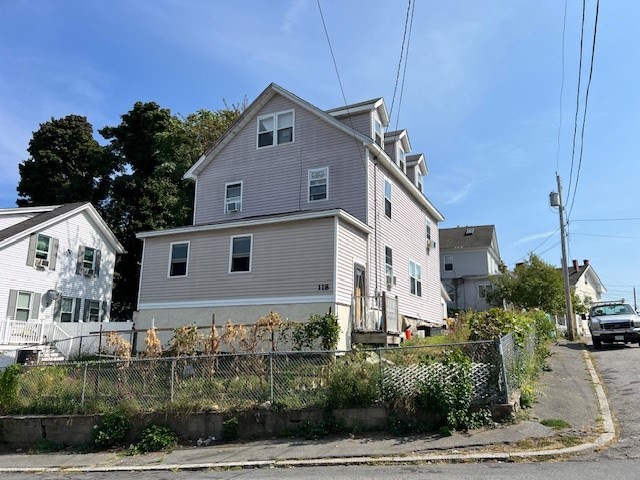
left=257, top=110, right=294, bottom=147
left=230, top=235, right=252, bottom=273
left=478, top=284, right=493, bottom=299
left=15, top=292, right=32, bottom=321
left=373, top=118, right=384, bottom=147
left=385, top=246, right=394, bottom=290
left=169, top=242, right=189, bottom=277
left=35, top=234, right=51, bottom=263
left=308, top=167, right=328, bottom=202
left=397, top=145, right=406, bottom=172
left=225, top=182, right=243, bottom=213
left=409, top=260, right=422, bottom=297
left=83, top=247, right=96, bottom=274
left=86, top=300, right=101, bottom=322
left=444, top=254, right=453, bottom=271
left=384, top=179, right=392, bottom=219
left=59, top=297, right=77, bottom=322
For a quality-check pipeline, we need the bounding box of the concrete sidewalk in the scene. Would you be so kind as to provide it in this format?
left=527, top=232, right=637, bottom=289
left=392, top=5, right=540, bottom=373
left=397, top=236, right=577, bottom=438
left=0, top=341, right=615, bottom=473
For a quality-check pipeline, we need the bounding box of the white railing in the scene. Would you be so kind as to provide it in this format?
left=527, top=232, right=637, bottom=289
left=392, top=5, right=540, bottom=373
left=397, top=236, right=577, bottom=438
left=46, top=322, right=73, bottom=358
left=0, top=319, right=44, bottom=345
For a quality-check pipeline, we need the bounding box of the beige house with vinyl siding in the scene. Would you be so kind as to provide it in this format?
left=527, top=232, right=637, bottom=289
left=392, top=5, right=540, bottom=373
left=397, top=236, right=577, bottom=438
left=135, top=83, right=446, bottom=350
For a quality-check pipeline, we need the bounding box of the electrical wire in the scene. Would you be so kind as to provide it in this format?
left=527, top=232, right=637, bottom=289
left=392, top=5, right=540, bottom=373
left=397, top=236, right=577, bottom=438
left=571, top=217, right=640, bottom=222
left=388, top=0, right=413, bottom=128
left=555, top=0, right=569, bottom=173
left=572, top=233, right=640, bottom=239
left=566, top=0, right=587, bottom=203
left=393, top=0, right=416, bottom=131
left=568, top=0, right=600, bottom=219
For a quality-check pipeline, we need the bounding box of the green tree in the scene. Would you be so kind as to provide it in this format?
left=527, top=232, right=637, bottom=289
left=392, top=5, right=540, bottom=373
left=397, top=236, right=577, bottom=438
left=100, top=102, right=242, bottom=319
left=16, top=115, right=113, bottom=206
left=485, top=253, right=566, bottom=315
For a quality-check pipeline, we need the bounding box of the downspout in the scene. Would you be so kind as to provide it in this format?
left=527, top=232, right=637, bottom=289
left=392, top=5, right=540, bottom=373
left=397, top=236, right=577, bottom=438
left=373, top=158, right=379, bottom=297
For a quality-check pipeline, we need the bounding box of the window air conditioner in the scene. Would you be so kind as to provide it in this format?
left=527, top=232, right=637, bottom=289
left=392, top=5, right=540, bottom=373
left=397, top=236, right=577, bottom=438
left=426, top=239, right=437, bottom=249
left=34, top=258, right=49, bottom=268
left=227, top=201, right=241, bottom=212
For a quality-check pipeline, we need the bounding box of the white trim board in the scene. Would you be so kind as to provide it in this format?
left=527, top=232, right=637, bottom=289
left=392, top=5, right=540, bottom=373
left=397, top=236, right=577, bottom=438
left=139, top=295, right=335, bottom=310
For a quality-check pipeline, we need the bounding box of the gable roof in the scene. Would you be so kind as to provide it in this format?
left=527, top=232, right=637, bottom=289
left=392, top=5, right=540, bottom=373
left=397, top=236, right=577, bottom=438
left=407, top=153, right=427, bottom=176
left=561, top=261, right=607, bottom=293
left=326, top=97, right=389, bottom=125
left=184, top=83, right=373, bottom=181
left=0, top=202, right=125, bottom=253
left=439, top=225, right=496, bottom=250
left=183, top=82, right=444, bottom=223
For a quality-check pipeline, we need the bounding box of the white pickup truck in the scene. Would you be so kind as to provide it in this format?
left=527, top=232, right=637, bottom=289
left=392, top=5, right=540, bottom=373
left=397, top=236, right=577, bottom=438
left=588, top=300, right=640, bottom=349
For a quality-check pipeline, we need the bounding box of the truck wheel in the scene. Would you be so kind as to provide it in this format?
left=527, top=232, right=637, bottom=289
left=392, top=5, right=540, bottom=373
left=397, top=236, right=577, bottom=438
left=593, top=339, right=602, bottom=350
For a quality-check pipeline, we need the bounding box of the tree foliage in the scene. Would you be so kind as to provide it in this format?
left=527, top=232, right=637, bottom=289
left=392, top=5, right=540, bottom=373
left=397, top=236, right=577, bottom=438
left=16, top=100, right=243, bottom=320
left=485, top=253, right=566, bottom=315
left=17, top=115, right=114, bottom=207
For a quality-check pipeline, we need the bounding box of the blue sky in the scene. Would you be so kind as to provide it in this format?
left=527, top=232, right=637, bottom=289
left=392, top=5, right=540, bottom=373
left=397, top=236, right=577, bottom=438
left=1, top=1, right=638, bottom=302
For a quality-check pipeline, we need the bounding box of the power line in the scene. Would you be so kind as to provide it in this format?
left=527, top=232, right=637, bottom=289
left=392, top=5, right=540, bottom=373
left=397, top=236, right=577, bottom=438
left=568, top=0, right=600, bottom=219
left=555, top=0, right=569, bottom=173
left=572, top=233, right=640, bottom=239
left=566, top=0, right=587, bottom=203
left=572, top=217, right=640, bottom=222
left=316, top=0, right=349, bottom=113
left=388, top=0, right=413, bottom=127
left=393, top=0, right=416, bottom=131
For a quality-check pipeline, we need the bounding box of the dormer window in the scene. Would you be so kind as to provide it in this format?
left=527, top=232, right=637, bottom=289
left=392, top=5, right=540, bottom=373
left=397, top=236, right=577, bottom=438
left=397, top=145, right=406, bottom=173
left=417, top=175, right=423, bottom=192
left=257, top=110, right=294, bottom=148
left=373, top=118, right=384, bottom=147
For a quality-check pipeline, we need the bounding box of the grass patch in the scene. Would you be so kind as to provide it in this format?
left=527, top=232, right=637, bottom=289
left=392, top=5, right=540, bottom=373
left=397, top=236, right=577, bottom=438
left=540, top=418, right=571, bottom=430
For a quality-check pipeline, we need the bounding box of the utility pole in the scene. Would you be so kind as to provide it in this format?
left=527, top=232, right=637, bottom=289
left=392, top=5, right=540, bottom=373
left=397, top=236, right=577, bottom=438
left=634, top=287, right=637, bottom=311
left=550, top=175, right=576, bottom=340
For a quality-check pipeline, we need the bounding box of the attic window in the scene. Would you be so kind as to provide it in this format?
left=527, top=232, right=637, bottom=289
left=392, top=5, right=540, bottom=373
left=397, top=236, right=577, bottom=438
left=257, top=110, right=294, bottom=148
left=397, top=145, right=406, bottom=173
left=464, top=228, right=475, bottom=236
left=373, top=119, right=384, bottom=147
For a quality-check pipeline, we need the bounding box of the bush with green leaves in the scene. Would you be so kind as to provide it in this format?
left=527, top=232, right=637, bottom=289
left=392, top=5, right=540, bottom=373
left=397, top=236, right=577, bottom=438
left=128, top=424, right=177, bottom=454
left=92, top=411, right=131, bottom=449
left=222, top=416, right=239, bottom=441
left=0, top=364, right=21, bottom=412
left=292, top=313, right=340, bottom=351
left=415, top=352, right=492, bottom=435
left=324, top=352, right=380, bottom=409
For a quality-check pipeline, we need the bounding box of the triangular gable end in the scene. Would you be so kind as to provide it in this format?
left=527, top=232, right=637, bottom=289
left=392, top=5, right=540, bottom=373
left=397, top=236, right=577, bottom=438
left=184, top=83, right=373, bottom=181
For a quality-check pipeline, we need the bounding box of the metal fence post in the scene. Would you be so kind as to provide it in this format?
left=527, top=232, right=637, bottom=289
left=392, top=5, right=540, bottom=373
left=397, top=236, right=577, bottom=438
left=81, top=363, right=88, bottom=406
left=269, top=352, right=274, bottom=403
left=496, top=336, right=510, bottom=403
left=170, top=359, right=175, bottom=403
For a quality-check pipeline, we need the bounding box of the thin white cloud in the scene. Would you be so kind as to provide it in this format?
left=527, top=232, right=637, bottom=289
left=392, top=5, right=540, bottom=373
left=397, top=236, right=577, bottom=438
left=445, top=183, right=472, bottom=205
left=513, top=231, right=556, bottom=245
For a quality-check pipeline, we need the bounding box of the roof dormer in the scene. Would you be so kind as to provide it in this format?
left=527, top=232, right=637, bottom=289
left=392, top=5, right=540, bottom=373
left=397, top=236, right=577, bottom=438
left=407, top=153, right=428, bottom=192
left=326, top=97, right=389, bottom=147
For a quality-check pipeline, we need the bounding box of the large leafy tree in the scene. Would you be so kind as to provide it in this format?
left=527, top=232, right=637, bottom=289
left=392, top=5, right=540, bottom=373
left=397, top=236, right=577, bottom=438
left=100, top=102, right=243, bottom=319
left=16, top=115, right=114, bottom=206
left=486, top=254, right=566, bottom=314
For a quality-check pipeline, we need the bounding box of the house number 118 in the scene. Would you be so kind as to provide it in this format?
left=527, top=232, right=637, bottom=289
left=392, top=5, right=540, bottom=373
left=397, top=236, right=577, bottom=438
left=318, top=284, right=329, bottom=291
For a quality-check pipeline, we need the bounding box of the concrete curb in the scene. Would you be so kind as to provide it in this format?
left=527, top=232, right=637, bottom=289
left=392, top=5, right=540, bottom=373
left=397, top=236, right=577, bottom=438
left=0, top=344, right=617, bottom=473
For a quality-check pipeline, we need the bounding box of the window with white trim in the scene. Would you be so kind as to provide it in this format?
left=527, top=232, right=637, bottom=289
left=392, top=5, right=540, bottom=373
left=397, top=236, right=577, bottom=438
left=59, top=297, right=76, bottom=323
left=426, top=219, right=434, bottom=255
left=373, top=118, right=384, bottom=147
left=225, top=182, right=243, bottom=213
left=397, top=144, right=406, bottom=172
left=169, top=242, right=189, bottom=277
left=308, top=167, right=328, bottom=201
left=384, top=179, right=392, bottom=218
left=417, top=173, right=423, bottom=192
left=15, top=292, right=32, bottom=321
left=257, top=110, right=294, bottom=147
left=86, top=300, right=101, bottom=322
left=35, top=234, right=51, bottom=261
left=230, top=235, right=252, bottom=273
left=444, top=254, right=453, bottom=271
left=478, top=284, right=494, bottom=299
left=385, top=246, right=394, bottom=291
left=409, top=260, right=422, bottom=297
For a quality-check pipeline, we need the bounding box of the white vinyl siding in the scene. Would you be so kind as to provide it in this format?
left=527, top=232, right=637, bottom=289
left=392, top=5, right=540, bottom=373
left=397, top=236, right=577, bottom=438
left=194, top=95, right=367, bottom=225
left=139, top=218, right=336, bottom=305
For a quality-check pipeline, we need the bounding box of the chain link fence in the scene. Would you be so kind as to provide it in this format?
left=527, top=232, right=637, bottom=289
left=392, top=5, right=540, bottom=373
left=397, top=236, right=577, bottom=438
left=497, top=331, right=537, bottom=401
left=12, top=335, right=535, bottom=413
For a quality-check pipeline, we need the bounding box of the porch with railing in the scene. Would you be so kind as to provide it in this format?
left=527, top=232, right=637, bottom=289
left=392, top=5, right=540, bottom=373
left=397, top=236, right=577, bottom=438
left=0, top=319, right=73, bottom=358
left=351, top=293, right=402, bottom=346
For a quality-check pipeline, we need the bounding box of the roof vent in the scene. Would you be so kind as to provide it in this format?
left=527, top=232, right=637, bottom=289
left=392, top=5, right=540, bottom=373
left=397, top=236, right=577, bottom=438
left=464, top=227, right=475, bottom=236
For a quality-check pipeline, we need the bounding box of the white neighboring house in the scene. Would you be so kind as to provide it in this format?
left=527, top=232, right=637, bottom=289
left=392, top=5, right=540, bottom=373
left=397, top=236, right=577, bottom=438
left=562, top=258, right=607, bottom=334
left=0, top=202, right=126, bottom=366
left=440, top=225, right=502, bottom=313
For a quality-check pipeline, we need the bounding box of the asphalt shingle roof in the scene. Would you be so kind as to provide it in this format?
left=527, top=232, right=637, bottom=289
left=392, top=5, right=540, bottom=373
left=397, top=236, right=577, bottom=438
left=0, top=202, right=88, bottom=243
left=439, top=225, right=495, bottom=250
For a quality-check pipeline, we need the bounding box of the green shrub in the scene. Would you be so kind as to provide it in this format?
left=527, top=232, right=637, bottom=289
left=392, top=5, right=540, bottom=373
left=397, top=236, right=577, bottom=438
left=324, top=352, right=380, bottom=409
left=92, top=411, right=131, bottom=449
left=0, top=365, right=21, bottom=411
left=221, top=416, right=239, bottom=441
left=128, top=424, right=177, bottom=454
left=292, top=313, right=341, bottom=351
left=415, top=352, right=492, bottom=433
